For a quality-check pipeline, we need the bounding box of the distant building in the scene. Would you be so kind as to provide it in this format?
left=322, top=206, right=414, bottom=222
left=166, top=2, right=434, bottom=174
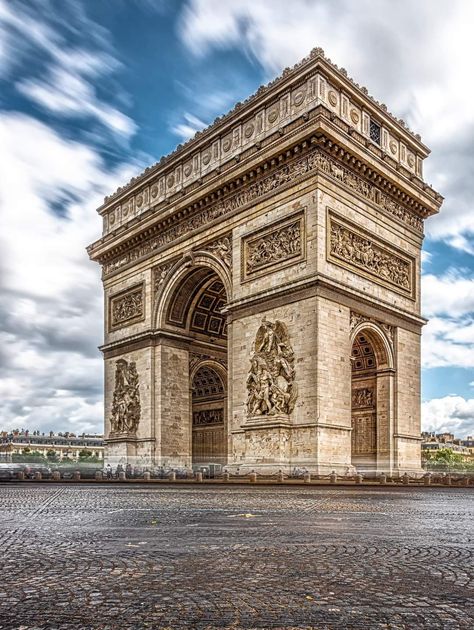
left=421, top=431, right=471, bottom=459
left=0, top=430, right=104, bottom=462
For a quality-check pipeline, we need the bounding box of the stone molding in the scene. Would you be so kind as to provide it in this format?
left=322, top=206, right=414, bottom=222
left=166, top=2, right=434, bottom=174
left=241, top=210, right=305, bottom=281
left=189, top=352, right=227, bottom=374
left=101, top=144, right=425, bottom=278
left=328, top=211, right=415, bottom=299
left=108, top=282, right=145, bottom=331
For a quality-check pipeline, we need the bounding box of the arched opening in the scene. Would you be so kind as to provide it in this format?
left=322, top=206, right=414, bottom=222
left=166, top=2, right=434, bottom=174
left=191, top=364, right=227, bottom=466
left=351, top=327, right=392, bottom=475
left=161, top=261, right=229, bottom=470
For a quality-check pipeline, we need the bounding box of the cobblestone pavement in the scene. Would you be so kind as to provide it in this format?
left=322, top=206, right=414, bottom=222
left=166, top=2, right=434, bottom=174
left=0, top=484, right=472, bottom=630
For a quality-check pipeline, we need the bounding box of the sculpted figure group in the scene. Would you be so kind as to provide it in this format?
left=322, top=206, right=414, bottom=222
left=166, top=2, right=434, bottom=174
left=246, top=221, right=301, bottom=275
left=110, top=359, right=141, bottom=434
left=247, top=318, right=297, bottom=417
left=330, top=222, right=410, bottom=291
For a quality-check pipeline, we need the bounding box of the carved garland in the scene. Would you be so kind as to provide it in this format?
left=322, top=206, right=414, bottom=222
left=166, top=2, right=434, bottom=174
left=102, top=146, right=423, bottom=277
left=328, top=213, right=415, bottom=298
left=110, top=359, right=141, bottom=435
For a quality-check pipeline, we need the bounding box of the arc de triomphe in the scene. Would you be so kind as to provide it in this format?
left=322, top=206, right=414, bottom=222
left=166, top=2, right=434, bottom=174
left=88, top=48, right=443, bottom=475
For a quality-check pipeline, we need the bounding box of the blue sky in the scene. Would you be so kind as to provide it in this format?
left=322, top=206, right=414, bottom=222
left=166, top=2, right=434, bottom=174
left=0, top=0, right=473, bottom=437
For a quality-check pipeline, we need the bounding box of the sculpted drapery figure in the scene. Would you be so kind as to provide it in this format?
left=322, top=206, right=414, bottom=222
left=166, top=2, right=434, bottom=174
left=110, top=359, right=141, bottom=434
left=247, top=318, right=297, bottom=416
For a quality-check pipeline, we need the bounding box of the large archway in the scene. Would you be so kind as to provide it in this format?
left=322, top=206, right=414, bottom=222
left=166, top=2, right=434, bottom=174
left=350, top=326, right=393, bottom=475
left=160, top=259, right=229, bottom=470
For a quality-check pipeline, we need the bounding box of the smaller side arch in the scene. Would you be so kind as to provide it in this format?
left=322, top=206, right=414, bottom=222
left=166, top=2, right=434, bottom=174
left=190, top=359, right=228, bottom=467
left=350, top=321, right=394, bottom=371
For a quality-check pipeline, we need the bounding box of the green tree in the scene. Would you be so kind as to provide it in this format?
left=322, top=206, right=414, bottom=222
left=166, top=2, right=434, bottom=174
left=424, top=448, right=466, bottom=471
left=77, top=449, right=101, bottom=464
left=46, top=450, right=59, bottom=462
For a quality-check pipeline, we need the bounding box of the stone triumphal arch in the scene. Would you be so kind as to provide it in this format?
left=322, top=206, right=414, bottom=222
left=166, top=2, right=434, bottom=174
left=88, top=48, right=443, bottom=475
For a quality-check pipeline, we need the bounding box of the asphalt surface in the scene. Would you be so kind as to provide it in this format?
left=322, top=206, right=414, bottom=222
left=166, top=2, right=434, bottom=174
left=0, top=483, right=472, bottom=629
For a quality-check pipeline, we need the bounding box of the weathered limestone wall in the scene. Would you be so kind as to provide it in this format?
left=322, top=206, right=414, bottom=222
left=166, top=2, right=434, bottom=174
left=155, top=343, right=191, bottom=469
left=314, top=297, right=352, bottom=474
left=228, top=296, right=318, bottom=473
left=395, top=327, right=423, bottom=471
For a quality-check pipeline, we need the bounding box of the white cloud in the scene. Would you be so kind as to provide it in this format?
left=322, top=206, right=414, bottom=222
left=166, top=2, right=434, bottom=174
left=422, top=318, right=474, bottom=369
left=0, top=112, right=143, bottom=433
left=179, top=0, right=474, bottom=253
left=422, top=272, right=474, bottom=319
left=17, top=67, right=136, bottom=139
left=421, top=271, right=474, bottom=369
left=171, top=112, right=207, bottom=141
left=422, top=396, right=474, bottom=438
left=0, top=0, right=135, bottom=138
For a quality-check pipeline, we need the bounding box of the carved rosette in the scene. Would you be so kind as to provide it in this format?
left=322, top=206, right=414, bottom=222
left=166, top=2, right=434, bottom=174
left=109, top=284, right=144, bottom=330
left=246, top=318, right=297, bottom=417
left=110, top=359, right=141, bottom=436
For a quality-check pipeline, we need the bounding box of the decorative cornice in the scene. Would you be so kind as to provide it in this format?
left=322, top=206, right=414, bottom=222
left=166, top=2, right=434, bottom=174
left=99, top=47, right=429, bottom=212
left=96, top=138, right=433, bottom=278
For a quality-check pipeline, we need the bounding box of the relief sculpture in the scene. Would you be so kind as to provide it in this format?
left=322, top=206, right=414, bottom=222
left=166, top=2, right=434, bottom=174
left=245, top=217, right=302, bottom=277
left=110, top=359, right=141, bottom=435
left=329, top=216, right=413, bottom=296
left=352, top=387, right=374, bottom=409
left=110, top=285, right=144, bottom=329
left=247, top=318, right=297, bottom=416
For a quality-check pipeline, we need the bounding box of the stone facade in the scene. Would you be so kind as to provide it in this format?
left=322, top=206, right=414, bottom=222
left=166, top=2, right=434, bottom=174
left=88, top=48, right=443, bottom=475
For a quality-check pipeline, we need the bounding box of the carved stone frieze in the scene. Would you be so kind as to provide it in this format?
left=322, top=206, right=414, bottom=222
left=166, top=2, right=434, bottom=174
left=352, top=387, right=375, bottom=409
left=109, top=283, right=144, bottom=330
left=193, top=409, right=224, bottom=426
left=313, top=150, right=423, bottom=232
left=102, top=147, right=423, bottom=277
left=110, top=359, right=140, bottom=435
left=328, top=213, right=414, bottom=298
left=350, top=311, right=395, bottom=345
left=247, top=319, right=297, bottom=417
left=242, top=212, right=304, bottom=280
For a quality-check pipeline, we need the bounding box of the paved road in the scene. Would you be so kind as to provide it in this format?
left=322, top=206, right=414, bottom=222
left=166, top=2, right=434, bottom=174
left=0, top=484, right=472, bottom=629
